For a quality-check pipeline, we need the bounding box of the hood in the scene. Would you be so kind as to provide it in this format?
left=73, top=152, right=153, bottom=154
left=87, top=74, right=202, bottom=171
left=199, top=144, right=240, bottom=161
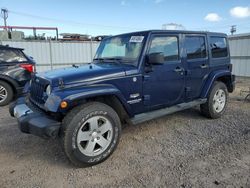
left=38, top=63, right=135, bottom=87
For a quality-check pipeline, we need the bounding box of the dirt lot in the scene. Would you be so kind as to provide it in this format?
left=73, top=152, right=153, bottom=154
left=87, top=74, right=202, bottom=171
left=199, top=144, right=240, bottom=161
left=0, top=78, right=250, bottom=188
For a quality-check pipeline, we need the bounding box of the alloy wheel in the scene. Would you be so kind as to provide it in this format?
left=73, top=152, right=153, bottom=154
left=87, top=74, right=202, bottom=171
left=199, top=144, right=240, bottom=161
left=0, top=85, right=8, bottom=103
left=76, top=116, right=113, bottom=157
left=213, top=89, right=226, bottom=113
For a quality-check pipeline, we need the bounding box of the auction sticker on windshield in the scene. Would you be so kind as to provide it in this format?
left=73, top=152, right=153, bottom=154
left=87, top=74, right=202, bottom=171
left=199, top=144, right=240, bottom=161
left=129, top=36, right=144, bottom=43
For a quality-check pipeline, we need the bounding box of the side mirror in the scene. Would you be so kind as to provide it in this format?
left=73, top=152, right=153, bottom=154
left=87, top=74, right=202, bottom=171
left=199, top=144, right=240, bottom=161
left=147, top=52, right=164, bottom=65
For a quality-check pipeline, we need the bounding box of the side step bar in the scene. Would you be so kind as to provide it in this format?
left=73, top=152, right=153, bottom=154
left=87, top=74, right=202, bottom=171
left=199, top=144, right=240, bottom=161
left=130, top=99, right=207, bottom=125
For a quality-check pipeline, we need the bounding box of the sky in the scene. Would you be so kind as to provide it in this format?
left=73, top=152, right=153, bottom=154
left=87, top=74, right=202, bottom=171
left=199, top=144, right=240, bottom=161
left=0, top=0, right=250, bottom=38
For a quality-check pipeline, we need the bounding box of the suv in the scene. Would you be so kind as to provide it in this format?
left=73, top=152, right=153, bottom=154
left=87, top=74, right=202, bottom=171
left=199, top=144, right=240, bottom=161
left=10, top=30, right=235, bottom=167
left=0, top=45, right=35, bottom=106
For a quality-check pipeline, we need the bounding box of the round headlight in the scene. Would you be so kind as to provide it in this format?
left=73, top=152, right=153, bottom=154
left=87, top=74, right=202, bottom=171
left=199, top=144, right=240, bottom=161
left=46, top=85, right=51, bottom=95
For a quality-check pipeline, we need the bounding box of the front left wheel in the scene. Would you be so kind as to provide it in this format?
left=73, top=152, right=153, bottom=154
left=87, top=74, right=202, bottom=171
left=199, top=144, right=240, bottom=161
left=62, top=102, right=121, bottom=167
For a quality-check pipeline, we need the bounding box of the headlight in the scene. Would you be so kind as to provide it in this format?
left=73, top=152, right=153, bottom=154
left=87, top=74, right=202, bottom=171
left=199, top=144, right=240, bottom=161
left=45, top=85, right=51, bottom=95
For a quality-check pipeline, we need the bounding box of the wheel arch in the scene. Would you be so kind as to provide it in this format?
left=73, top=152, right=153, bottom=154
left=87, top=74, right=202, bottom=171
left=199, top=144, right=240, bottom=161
left=0, top=75, right=18, bottom=95
left=216, top=75, right=234, bottom=93
left=201, top=70, right=234, bottom=98
left=85, top=95, right=131, bottom=123
left=59, top=84, right=133, bottom=120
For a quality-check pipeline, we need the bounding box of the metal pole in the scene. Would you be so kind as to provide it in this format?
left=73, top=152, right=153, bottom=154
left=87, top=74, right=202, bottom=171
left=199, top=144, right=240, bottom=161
left=90, top=36, right=93, bottom=60
left=1, top=8, right=8, bottom=29
left=33, top=28, right=37, bottom=39
left=56, top=28, right=58, bottom=40
left=230, top=25, right=236, bottom=35
left=49, top=40, right=53, bottom=70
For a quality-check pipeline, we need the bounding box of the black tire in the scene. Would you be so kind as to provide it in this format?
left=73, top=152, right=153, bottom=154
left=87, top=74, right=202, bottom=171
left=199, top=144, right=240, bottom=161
left=200, top=81, right=228, bottom=119
left=61, top=102, right=121, bottom=167
left=0, top=81, right=14, bottom=106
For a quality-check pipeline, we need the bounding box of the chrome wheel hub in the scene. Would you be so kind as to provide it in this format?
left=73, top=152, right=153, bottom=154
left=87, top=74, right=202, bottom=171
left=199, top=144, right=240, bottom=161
left=0, top=85, right=8, bottom=103
left=213, top=89, right=226, bottom=113
left=77, top=116, right=113, bottom=157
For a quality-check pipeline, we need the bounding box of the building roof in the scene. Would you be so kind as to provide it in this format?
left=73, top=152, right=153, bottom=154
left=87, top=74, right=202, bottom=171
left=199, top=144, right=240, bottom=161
left=228, top=33, right=250, bottom=40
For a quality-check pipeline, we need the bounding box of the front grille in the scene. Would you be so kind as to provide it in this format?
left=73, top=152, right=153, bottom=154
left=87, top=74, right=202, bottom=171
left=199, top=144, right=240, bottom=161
left=30, top=77, right=48, bottom=104
left=26, top=96, right=46, bottom=113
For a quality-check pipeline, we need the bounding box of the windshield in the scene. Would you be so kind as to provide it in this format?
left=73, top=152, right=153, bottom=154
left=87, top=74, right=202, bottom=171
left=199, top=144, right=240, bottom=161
left=94, top=34, right=145, bottom=65
left=0, top=49, right=27, bottom=63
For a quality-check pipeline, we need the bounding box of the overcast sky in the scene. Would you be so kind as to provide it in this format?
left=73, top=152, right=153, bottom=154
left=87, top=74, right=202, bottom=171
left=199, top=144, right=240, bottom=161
left=0, top=0, right=250, bottom=37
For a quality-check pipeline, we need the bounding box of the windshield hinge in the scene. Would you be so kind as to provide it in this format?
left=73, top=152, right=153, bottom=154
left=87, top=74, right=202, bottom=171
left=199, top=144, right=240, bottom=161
left=58, top=78, right=65, bottom=89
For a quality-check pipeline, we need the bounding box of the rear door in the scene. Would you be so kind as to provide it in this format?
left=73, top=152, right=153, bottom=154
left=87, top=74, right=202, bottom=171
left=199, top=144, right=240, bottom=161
left=184, top=34, right=210, bottom=100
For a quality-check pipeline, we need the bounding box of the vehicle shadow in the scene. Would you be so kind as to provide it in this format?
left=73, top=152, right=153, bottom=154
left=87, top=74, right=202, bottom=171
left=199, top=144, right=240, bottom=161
left=0, top=106, right=214, bottom=169
left=0, top=120, right=72, bottom=168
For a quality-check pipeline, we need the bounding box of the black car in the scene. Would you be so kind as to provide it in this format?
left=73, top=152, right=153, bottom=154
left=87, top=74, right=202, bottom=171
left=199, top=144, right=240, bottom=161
left=0, top=45, right=35, bottom=106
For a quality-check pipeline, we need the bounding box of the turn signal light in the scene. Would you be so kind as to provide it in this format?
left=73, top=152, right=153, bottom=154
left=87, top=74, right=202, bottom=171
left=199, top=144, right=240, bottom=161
left=60, top=101, right=68, bottom=109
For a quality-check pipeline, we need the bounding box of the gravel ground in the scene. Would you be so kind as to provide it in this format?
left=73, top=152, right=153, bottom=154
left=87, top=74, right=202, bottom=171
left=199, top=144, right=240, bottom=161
left=0, top=78, right=249, bottom=188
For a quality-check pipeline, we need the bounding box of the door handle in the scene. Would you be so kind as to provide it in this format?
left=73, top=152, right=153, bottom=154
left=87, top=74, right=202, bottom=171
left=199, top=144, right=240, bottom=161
left=174, top=67, right=184, bottom=72
left=200, top=64, right=208, bottom=69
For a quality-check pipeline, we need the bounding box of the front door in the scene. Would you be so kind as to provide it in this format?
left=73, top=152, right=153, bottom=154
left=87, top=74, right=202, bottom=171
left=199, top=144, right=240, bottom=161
left=143, top=34, right=185, bottom=109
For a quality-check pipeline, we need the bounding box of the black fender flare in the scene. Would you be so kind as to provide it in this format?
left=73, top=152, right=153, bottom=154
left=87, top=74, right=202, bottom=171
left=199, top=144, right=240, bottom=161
left=200, top=70, right=234, bottom=98
left=45, top=84, right=133, bottom=116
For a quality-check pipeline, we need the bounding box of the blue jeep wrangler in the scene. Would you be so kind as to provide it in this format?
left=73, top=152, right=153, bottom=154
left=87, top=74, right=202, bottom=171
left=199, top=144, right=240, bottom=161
left=10, top=30, right=235, bottom=167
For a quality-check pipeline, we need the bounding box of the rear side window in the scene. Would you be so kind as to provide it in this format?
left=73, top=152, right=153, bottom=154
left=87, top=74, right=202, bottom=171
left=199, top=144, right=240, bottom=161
left=149, top=36, right=179, bottom=62
left=0, top=49, right=27, bottom=63
left=185, top=36, right=207, bottom=60
left=210, top=37, right=228, bottom=58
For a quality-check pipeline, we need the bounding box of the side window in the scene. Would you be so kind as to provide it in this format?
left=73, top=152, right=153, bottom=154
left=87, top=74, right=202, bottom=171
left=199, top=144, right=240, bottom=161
left=0, top=49, right=27, bottom=63
left=149, top=36, right=179, bottom=62
left=185, top=36, right=207, bottom=60
left=210, top=37, right=228, bottom=58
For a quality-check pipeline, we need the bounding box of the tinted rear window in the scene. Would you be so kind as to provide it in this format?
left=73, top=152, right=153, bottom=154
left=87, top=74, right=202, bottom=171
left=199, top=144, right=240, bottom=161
left=0, top=49, right=27, bottom=63
left=210, top=37, right=228, bottom=58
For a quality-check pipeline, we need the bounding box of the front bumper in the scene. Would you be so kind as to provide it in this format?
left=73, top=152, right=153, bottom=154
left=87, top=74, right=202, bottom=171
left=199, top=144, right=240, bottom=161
left=9, top=97, right=61, bottom=139
left=16, top=86, right=24, bottom=96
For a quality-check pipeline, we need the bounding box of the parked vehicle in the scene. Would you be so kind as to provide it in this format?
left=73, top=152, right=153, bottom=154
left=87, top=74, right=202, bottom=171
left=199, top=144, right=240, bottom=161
left=10, top=30, right=235, bottom=167
left=0, top=45, right=35, bottom=106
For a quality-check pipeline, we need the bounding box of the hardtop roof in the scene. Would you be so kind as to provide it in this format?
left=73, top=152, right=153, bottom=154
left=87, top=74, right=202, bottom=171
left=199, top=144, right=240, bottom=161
left=114, top=30, right=227, bottom=37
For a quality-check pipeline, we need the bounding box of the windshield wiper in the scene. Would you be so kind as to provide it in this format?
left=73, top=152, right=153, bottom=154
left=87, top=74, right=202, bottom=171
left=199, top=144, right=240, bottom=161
left=93, top=57, right=105, bottom=61
left=94, top=57, right=122, bottom=64
left=104, top=57, right=122, bottom=64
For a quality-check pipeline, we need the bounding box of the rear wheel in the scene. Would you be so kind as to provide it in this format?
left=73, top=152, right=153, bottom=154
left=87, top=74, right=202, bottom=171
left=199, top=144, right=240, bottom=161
left=62, top=102, right=121, bottom=167
left=200, top=81, right=228, bottom=119
left=0, top=81, right=14, bottom=106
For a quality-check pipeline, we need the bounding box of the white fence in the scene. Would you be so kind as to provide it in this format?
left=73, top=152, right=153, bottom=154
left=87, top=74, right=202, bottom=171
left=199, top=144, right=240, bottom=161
left=228, top=34, right=250, bottom=77
left=1, top=40, right=100, bottom=72
left=1, top=37, right=250, bottom=77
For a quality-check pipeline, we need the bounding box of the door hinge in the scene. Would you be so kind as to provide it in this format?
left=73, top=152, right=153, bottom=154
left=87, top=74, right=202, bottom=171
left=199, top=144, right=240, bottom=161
left=143, top=75, right=150, bottom=81
left=143, top=95, right=150, bottom=105
left=185, top=87, right=191, bottom=92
